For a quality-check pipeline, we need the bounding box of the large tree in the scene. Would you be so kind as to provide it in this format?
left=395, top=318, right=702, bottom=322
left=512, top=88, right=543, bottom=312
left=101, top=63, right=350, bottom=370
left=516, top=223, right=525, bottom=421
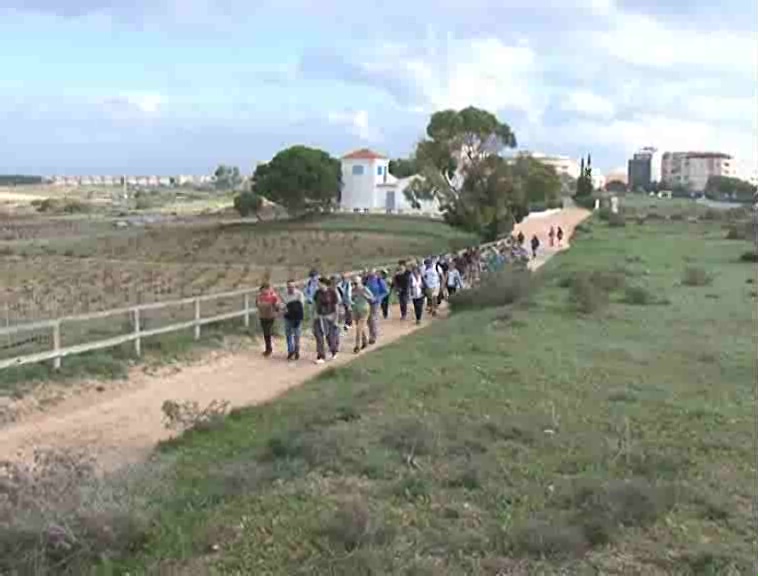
left=253, top=145, right=341, bottom=214
left=705, top=175, right=757, bottom=202
left=214, top=164, right=243, bottom=190
left=388, top=157, right=418, bottom=178
left=404, top=106, right=521, bottom=240
left=511, top=155, right=562, bottom=206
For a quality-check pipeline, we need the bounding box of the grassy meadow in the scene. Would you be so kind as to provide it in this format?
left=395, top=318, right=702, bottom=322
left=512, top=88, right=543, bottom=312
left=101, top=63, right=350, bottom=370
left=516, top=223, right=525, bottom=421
left=3, top=210, right=753, bottom=574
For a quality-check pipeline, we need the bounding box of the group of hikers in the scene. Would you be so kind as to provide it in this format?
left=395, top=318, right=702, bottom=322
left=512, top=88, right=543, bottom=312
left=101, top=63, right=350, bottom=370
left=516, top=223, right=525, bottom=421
left=253, top=224, right=565, bottom=363
left=254, top=256, right=470, bottom=364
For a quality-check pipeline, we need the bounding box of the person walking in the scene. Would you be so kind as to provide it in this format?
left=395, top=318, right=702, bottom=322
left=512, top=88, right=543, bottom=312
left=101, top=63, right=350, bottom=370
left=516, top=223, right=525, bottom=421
left=517, top=230, right=525, bottom=246
left=337, top=273, right=352, bottom=332
left=312, top=276, right=341, bottom=363
left=557, top=226, right=564, bottom=246
left=365, top=269, right=389, bottom=344
left=304, top=268, right=320, bottom=304
left=530, top=234, right=540, bottom=260
left=393, top=261, right=411, bottom=320
left=282, top=279, right=304, bottom=361
left=548, top=226, right=556, bottom=247
left=422, top=258, right=441, bottom=316
left=446, top=263, right=464, bottom=296
left=255, top=281, right=282, bottom=357
left=380, top=269, right=391, bottom=319
left=350, top=275, right=373, bottom=353
left=409, top=266, right=425, bottom=325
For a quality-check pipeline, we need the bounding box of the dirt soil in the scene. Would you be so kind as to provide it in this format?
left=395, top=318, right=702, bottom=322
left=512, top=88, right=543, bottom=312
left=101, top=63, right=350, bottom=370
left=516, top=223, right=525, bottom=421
left=0, top=208, right=589, bottom=470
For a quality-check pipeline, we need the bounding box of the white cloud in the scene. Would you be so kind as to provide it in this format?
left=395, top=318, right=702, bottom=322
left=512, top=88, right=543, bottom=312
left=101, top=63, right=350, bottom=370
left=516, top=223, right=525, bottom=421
left=327, top=109, right=373, bottom=141
left=100, top=92, right=165, bottom=116
left=594, top=8, right=757, bottom=78
left=354, top=35, right=545, bottom=122
left=560, top=114, right=757, bottom=169
left=562, top=90, right=616, bottom=118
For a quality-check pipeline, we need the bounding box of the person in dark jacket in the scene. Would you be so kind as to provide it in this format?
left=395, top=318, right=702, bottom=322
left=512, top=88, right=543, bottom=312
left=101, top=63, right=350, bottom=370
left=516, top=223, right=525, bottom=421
left=312, top=276, right=341, bottom=363
left=380, top=269, right=392, bottom=319
left=530, top=234, right=540, bottom=259
left=393, top=261, right=411, bottom=320
left=282, top=279, right=304, bottom=361
left=517, top=231, right=525, bottom=246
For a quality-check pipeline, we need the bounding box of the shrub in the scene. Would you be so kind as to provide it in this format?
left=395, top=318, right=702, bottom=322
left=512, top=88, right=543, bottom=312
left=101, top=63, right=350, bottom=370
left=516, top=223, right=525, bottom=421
left=568, top=272, right=609, bottom=314
left=322, top=499, right=394, bottom=552
left=623, top=284, right=657, bottom=306
left=233, top=191, right=263, bottom=217
left=0, top=450, right=166, bottom=574
left=598, top=207, right=611, bottom=221
left=608, top=212, right=626, bottom=227
left=739, top=250, right=758, bottom=263
left=682, top=266, right=713, bottom=287
left=509, top=518, right=588, bottom=559
left=448, top=268, right=532, bottom=313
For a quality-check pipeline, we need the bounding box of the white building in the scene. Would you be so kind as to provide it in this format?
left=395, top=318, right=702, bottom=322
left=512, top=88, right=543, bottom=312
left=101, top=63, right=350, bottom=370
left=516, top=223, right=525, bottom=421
left=339, top=148, right=439, bottom=215
left=661, top=151, right=734, bottom=192
left=518, top=152, right=582, bottom=180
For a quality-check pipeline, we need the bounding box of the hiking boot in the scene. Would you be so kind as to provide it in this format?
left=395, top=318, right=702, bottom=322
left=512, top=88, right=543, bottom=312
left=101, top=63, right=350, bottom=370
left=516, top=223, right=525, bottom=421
left=353, top=346, right=360, bottom=354
left=295, top=351, right=300, bottom=360
left=315, top=357, right=325, bottom=365
left=263, top=350, right=272, bottom=357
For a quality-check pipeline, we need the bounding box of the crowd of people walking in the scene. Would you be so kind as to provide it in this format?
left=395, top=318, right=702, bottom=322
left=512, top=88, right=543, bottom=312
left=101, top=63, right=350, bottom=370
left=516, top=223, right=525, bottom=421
left=253, top=224, right=564, bottom=363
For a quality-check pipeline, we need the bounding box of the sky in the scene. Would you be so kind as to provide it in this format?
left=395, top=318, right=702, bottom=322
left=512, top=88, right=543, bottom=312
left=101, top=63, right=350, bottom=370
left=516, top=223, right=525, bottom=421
left=1, top=0, right=756, bottom=177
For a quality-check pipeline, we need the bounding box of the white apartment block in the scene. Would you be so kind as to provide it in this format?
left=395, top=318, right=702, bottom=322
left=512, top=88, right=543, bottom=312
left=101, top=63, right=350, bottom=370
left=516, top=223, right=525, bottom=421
left=661, top=152, right=734, bottom=192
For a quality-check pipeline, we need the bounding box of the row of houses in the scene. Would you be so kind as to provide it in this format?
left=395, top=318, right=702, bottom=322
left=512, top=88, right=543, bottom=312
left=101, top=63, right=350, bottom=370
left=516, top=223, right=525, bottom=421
left=48, top=175, right=214, bottom=187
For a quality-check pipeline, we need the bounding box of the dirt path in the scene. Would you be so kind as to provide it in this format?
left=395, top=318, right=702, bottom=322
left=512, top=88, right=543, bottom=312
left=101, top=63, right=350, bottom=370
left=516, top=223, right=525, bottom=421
left=0, top=208, right=589, bottom=470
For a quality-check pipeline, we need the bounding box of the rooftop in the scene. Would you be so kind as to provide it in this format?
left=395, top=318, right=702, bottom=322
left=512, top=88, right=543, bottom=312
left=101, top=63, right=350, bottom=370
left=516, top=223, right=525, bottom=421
left=342, top=148, right=387, bottom=160
left=663, top=151, right=732, bottom=160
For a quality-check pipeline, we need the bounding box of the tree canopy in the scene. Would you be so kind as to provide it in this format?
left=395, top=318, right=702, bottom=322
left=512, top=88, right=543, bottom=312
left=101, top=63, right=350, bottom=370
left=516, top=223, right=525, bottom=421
left=388, top=157, right=418, bottom=179
left=511, top=155, right=562, bottom=206
left=253, top=145, right=341, bottom=215
left=404, top=106, right=522, bottom=240
left=705, top=175, right=757, bottom=202
left=574, top=155, right=594, bottom=198
left=233, top=190, right=263, bottom=218
left=213, top=165, right=243, bottom=190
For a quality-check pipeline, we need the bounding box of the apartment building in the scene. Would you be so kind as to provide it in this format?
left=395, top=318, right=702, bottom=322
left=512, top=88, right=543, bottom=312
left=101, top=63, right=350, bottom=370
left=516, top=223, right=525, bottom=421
left=627, top=147, right=661, bottom=191
left=661, top=152, right=733, bottom=192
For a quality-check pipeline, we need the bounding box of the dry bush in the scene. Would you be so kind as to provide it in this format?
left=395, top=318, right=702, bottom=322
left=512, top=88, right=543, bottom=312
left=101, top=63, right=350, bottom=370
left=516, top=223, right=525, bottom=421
left=0, top=449, right=169, bottom=574
left=682, top=266, right=713, bottom=287
left=622, top=284, right=659, bottom=306
left=161, top=399, right=230, bottom=433
left=321, top=499, right=395, bottom=553
left=448, top=268, right=532, bottom=313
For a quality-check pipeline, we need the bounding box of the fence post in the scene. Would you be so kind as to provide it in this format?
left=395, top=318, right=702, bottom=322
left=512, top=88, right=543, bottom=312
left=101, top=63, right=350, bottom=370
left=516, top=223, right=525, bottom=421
left=243, top=293, right=250, bottom=328
left=133, top=308, right=141, bottom=357
left=52, top=321, right=61, bottom=370
left=194, top=298, right=201, bottom=340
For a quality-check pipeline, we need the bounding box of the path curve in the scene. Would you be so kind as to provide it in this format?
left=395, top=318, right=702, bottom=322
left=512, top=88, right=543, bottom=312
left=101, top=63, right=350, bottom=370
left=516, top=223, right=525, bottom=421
left=0, top=208, right=589, bottom=470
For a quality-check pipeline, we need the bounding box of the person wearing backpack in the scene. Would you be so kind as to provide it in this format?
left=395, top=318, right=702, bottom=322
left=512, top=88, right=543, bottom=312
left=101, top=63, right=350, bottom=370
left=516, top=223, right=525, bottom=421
left=365, top=269, right=389, bottom=344
left=350, top=275, right=373, bottom=353
left=282, top=279, right=304, bottom=361
left=337, top=273, right=353, bottom=332
left=409, top=266, right=425, bottom=325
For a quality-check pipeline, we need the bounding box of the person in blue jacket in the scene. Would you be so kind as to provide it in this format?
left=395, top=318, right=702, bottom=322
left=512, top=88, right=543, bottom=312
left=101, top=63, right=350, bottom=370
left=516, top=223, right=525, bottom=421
left=364, top=268, right=389, bottom=344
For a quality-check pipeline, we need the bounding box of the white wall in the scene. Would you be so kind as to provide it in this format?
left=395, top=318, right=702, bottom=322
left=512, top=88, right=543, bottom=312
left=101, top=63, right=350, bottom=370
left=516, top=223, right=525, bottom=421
left=341, top=157, right=391, bottom=210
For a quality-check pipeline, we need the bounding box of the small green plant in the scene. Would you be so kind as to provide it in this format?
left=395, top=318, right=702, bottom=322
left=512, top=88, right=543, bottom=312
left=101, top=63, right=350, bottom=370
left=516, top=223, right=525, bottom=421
left=682, top=266, right=713, bottom=287
left=739, top=250, right=758, bottom=263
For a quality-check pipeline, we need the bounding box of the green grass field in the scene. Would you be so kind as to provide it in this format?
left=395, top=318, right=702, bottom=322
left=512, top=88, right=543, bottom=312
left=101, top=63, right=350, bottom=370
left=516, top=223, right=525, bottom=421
left=2, top=215, right=754, bottom=575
